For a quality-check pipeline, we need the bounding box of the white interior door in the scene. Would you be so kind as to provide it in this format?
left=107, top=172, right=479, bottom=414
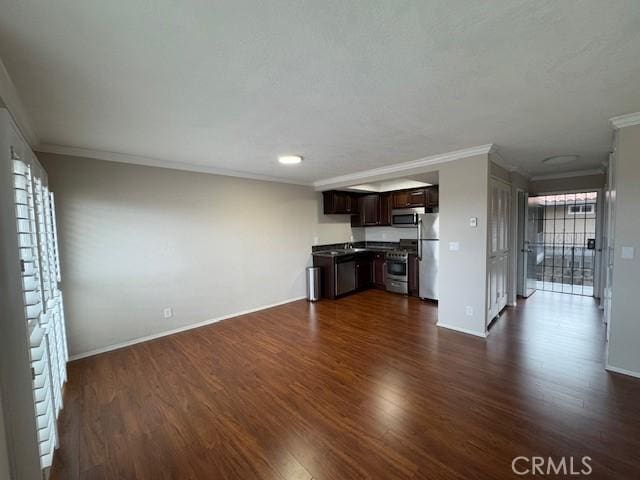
left=488, top=179, right=511, bottom=321
left=603, top=152, right=616, bottom=340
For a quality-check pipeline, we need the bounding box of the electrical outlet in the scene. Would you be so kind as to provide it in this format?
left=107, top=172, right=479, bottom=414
left=449, top=242, right=460, bottom=251
left=163, top=307, right=173, bottom=319
left=465, top=306, right=473, bottom=316
left=313, top=236, right=319, bottom=245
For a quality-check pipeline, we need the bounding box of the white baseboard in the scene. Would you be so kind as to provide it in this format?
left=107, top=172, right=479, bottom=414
left=69, top=296, right=306, bottom=361
left=436, top=322, right=487, bottom=338
left=605, top=364, right=640, bottom=380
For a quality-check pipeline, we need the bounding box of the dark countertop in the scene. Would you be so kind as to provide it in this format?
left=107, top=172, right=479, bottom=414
left=312, top=246, right=395, bottom=258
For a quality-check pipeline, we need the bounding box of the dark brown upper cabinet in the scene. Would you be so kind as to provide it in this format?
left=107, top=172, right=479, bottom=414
left=393, top=188, right=426, bottom=208
left=378, top=192, right=393, bottom=225
left=327, top=186, right=437, bottom=224
left=351, top=192, right=393, bottom=227
left=425, top=186, right=439, bottom=208
left=323, top=190, right=360, bottom=215
left=360, top=195, right=380, bottom=226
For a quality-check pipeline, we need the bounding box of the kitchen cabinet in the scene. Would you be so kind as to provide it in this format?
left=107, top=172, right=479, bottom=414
left=356, top=255, right=372, bottom=289
left=323, top=190, right=360, bottom=214
left=393, top=188, right=426, bottom=208
left=352, top=192, right=393, bottom=227
left=326, top=187, right=436, bottom=222
left=408, top=253, right=420, bottom=297
left=360, top=194, right=380, bottom=226
left=313, top=252, right=372, bottom=298
left=379, top=193, right=393, bottom=225
left=372, top=252, right=386, bottom=289
left=425, top=186, right=439, bottom=208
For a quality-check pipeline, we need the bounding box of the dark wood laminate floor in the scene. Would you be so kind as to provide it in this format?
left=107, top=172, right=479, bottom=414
left=51, top=290, right=640, bottom=479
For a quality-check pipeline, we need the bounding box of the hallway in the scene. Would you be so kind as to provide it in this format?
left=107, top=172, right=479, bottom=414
left=51, top=290, right=640, bottom=479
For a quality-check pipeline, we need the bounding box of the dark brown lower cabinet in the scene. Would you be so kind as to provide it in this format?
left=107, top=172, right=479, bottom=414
left=312, top=255, right=335, bottom=299
left=408, top=253, right=420, bottom=297
left=372, top=253, right=386, bottom=289
left=355, top=255, right=372, bottom=290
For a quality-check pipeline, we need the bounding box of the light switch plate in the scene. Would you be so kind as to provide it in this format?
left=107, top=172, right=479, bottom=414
left=449, top=242, right=460, bottom=251
left=469, top=217, right=478, bottom=228
left=621, top=246, right=635, bottom=260
left=163, top=307, right=173, bottom=319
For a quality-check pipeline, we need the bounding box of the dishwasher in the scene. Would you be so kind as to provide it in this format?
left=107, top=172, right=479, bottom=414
left=335, top=255, right=356, bottom=296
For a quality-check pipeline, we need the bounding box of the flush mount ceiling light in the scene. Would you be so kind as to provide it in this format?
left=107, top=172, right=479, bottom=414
left=278, top=155, right=303, bottom=165
left=542, top=154, right=580, bottom=165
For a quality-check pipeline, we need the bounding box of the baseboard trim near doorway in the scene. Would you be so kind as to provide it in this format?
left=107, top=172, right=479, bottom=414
left=437, top=322, right=487, bottom=338
left=68, top=295, right=307, bottom=361
left=606, top=364, right=640, bottom=379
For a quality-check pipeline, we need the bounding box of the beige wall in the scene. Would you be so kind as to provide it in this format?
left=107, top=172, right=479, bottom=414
left=40, top=153, right=355, bottom=357
left=438, top=154, right=489, bottom=336
left=529, top=174, right=605, bottom=194
left=0, top=396, right=10, bottom=480
left=608, top=124, right=640, bottom=375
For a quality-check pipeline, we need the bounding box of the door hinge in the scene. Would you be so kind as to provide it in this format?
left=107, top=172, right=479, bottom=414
left=20, top=259, right=25, bottom=273
left=10, top=145, right=21, bottom=160
left=31, top=367, right=36, bottom=381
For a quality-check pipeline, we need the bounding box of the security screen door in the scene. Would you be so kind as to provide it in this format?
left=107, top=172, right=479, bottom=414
left=530, top=192, right=598, bottom=296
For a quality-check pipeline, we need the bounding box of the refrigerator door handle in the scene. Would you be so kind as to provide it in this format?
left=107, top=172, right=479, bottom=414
left=417, top=219, right=423, bottom=260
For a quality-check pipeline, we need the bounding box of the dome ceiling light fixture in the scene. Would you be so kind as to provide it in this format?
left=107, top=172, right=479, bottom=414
left=542, top=154, right=580, bottom=165
left=278, top=155, right=303, bottom=165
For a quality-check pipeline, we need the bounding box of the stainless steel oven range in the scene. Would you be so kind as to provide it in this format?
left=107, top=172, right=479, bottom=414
left=386, top=250, right=408, bottom=294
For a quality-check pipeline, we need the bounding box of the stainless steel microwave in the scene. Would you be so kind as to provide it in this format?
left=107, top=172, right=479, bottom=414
left=391, top=207, right=424, bottom=227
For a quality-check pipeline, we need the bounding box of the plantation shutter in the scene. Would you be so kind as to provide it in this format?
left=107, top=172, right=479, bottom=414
left=12, top=156, right=68, bottom=470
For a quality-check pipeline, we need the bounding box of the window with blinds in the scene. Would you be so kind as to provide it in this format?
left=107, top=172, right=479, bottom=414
left=12, top=157, right=68, bottom=470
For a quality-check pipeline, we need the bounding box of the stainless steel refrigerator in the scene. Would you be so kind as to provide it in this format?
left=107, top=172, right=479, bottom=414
left=417, top=213, right=439, bottom=300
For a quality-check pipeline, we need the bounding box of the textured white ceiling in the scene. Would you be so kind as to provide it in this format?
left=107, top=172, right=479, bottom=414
left=1, top=1, right=639, bottom=183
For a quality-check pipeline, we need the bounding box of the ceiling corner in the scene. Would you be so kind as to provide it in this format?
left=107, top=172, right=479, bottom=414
left=0, top=56, right=38, bottom=146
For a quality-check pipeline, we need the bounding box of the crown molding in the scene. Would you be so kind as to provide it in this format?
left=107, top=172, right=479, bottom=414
left=609, top=112, right=640, bottom=130
left=35, top=144, right=311, bottom=186
left=489, top=150, right=531, bottom=179
left=509, top=167, right=531, bottom=179
left=313, top=144, right=494, bottom=191
left=530, top=168, right=605, bottom=182
left=0, top=56, right=38, bottom=146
